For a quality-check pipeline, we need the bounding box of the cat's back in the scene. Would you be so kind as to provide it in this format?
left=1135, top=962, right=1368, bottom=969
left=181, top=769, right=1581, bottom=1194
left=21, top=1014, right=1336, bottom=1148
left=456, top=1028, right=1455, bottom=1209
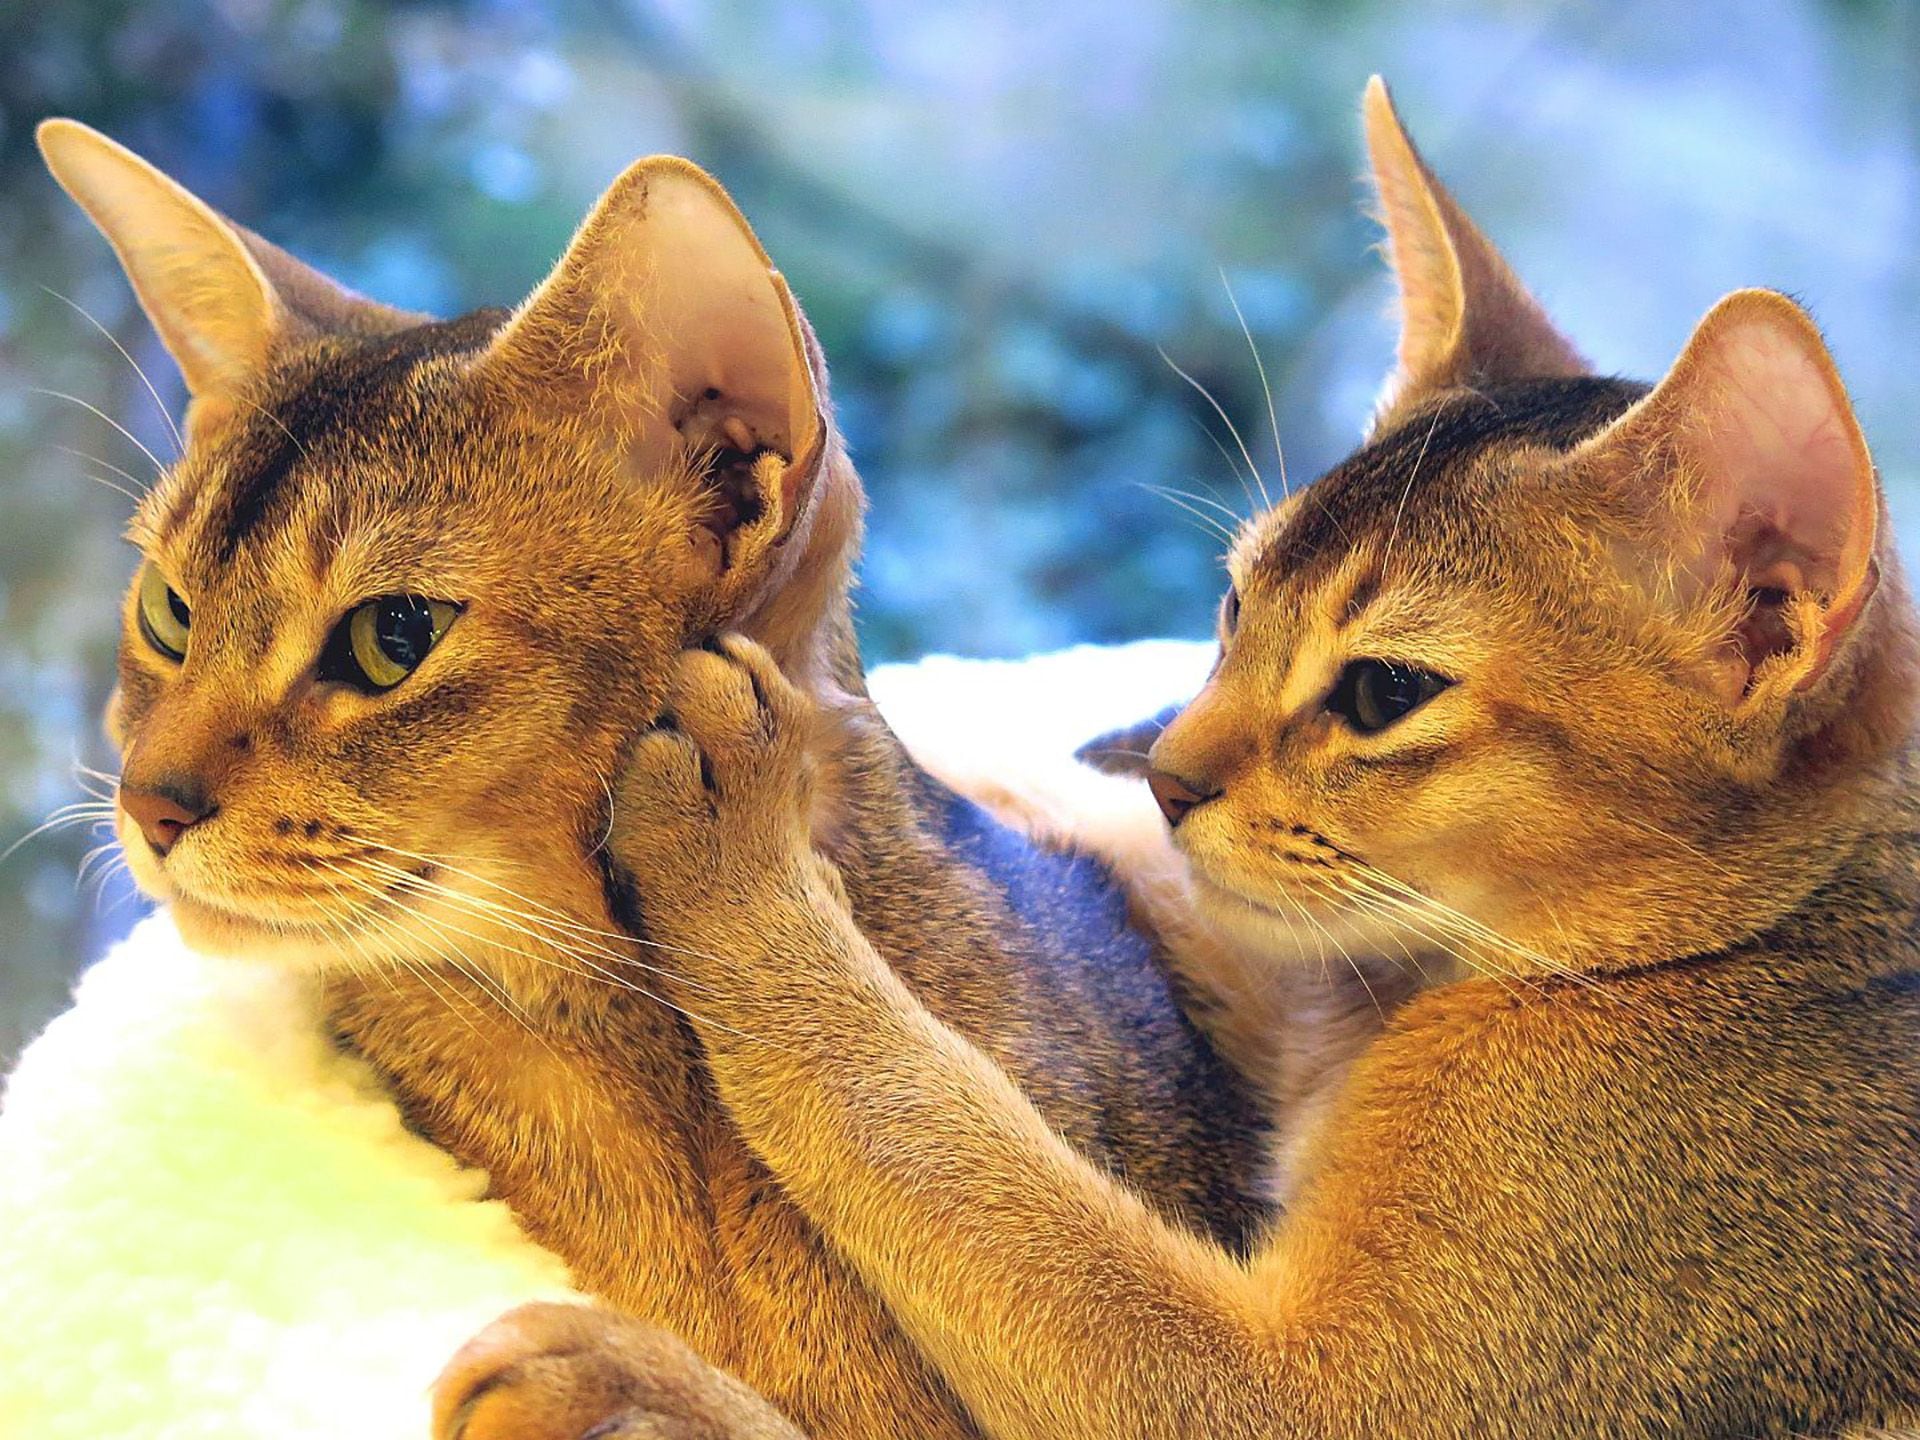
left=1297, top=923, right=1920, bottom=1437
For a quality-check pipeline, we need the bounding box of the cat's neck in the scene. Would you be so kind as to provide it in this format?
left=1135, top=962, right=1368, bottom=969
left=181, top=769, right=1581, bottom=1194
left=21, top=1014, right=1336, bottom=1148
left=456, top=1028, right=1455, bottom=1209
left=1734, top=744, right=1920, bottom=984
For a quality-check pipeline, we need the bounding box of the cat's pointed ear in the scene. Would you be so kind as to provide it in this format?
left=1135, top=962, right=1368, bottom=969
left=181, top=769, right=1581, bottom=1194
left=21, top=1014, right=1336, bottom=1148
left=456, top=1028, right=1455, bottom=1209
left=1362, top=77, right=1587, bottom=426
left=1571, top=289, right=1879, bottom=708
left=36, top=119, right=415, bottom=405
left=478, top=155, right=824, bottom=555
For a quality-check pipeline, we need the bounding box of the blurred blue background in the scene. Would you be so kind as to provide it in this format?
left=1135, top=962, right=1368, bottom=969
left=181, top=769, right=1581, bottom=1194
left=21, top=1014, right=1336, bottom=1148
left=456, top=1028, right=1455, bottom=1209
left=1, top=0, right=1915, bottom=1062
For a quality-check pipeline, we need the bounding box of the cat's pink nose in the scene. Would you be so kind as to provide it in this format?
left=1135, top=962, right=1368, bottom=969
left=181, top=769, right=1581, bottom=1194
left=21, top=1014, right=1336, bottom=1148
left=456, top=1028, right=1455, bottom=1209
left=120, top=782, right=214, bottom=857
left=1147, top=768, right=1217, bottom=828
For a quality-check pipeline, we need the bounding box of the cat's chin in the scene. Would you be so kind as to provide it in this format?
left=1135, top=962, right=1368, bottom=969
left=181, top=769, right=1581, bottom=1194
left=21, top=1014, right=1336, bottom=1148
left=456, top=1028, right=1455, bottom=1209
left=1186, top=871, right=1377, bottom=972
left=164, top=891, right=346, bottom=969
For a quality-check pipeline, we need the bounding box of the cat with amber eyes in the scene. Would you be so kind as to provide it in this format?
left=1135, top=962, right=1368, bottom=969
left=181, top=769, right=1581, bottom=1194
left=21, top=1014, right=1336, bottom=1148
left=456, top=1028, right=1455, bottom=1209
left=597, top=79, right=1920, bottom=1438
left=36, top=119, right=1270, bottom=1439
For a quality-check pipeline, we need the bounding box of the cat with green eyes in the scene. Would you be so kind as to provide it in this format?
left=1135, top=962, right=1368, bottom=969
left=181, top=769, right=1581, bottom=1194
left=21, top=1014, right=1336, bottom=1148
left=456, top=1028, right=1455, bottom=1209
left=590, top=79, right=1920, bottom=1439
left=40, top=114, right=1270, bottom=1440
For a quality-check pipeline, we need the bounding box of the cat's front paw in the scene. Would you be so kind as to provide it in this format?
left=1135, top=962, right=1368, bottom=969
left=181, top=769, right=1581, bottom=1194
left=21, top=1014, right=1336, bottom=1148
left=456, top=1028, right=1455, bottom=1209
left=432, top=1302, right=804, bottom=1440
left=614, top=636, right=821, bottom=919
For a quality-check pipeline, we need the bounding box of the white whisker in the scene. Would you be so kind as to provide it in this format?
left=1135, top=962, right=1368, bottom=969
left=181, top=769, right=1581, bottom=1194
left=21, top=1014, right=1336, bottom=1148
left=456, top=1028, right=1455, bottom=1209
left=1161, top=347, right=1268, bottom=515
left=41, top=286, right=185, bottom=456
left=1218, top=268, right=1284, bottom=504
left=31, top=388, right=169, bottom=480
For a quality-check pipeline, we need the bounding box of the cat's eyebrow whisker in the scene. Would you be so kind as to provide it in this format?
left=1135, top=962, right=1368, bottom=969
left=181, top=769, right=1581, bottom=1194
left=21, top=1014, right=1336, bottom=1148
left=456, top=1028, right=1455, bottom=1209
left=54, top=446, right=155, bottom=503
left=1161, top=347, right=1269, bottom=515
left=1218, top=266, right=1286, bottom=504
left=228, top=394, right=311, bottom=461
left=588, top=762, right=618, bottom=859
left=30, top=388, right=170, bottom=480
left=1141, top=481, right=1244, bottom=524
left=78, top=470, right=148, bottom=506
left=1381, top=404, right=1445, bottom=570
left=41, top=285, right=185, bottom=457
left=1187, top=416, right=1262, bottom=520
left=1135, top=483, right=1238, bottom=545
left=53, top=451, right=151, bottom=503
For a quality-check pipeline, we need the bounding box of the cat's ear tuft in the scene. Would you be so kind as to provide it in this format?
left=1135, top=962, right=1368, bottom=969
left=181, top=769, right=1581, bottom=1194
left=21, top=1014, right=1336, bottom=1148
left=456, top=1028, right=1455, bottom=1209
left=1572, top=289, right=1879, bottom=707
left=1361, top=77, right=1586, bottom=427
left=36, top=119, right=414, bottom=405
left=478, top=155, right=824, bottom=568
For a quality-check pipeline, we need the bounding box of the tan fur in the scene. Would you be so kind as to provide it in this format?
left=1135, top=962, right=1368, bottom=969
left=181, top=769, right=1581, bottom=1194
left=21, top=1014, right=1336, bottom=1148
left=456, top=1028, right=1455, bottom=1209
left=602, top=84, right=1920, bottom=1439
left=434, top=1303, right=806, bottom=1440
left=41, top=119, right=1267, bottom=1439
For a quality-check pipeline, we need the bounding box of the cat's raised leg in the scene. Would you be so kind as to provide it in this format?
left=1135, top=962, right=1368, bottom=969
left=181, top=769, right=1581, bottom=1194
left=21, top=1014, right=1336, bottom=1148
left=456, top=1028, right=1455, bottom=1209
left=611, top=640, right=1293, bottom=1440
left=431, top=1303, right=806, bottom=1440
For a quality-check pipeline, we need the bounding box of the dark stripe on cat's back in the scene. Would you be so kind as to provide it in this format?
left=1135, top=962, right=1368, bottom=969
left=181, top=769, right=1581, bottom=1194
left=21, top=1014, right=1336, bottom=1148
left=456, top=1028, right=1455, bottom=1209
left=208, top=307, right=510, bottom=561
left=929, top=783, right=1270, bottom=1248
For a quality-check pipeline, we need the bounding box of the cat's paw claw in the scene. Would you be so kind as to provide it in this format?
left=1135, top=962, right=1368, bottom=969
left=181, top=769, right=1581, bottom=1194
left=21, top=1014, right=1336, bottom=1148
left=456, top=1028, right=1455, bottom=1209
left=432, top=1302, right=798, bottom=1440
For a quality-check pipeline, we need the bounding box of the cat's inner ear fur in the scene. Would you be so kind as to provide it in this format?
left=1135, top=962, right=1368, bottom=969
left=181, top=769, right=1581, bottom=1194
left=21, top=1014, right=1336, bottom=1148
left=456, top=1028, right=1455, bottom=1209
left=1361, top=77, right=1587, bottom=428
left=36, top=119, right=419, bottom=416
left=477, top=155, right=824, bottom=585
left=1567, top=288, right=1880, bottom=709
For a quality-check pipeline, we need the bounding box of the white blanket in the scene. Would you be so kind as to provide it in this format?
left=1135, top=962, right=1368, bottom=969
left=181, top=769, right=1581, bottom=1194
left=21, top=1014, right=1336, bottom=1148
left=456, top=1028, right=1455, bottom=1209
left=0, top=642, right=1210, bottom=1440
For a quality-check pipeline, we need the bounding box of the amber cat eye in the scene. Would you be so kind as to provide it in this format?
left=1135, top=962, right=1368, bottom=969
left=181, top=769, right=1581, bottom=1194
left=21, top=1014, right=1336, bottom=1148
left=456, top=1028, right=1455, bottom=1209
left=136, top=563, right=190, bottom=661
left=1328, top=659, right=1450, bottom=734
left=320, top=594, right=460, bottom=692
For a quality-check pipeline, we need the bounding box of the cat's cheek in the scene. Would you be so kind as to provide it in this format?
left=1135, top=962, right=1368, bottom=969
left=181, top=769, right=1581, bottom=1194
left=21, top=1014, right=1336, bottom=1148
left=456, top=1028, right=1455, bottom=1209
left=164, top=896, right=325, bottom=969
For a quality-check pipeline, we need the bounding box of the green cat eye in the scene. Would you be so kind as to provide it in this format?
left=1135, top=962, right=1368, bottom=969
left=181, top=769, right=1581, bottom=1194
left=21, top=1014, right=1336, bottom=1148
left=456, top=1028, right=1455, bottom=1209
left=1328, top=659, right=1451, bottom=735
left=136, top=563, right=190, bottom=661
left=323, top=595, right=460, bottom=692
